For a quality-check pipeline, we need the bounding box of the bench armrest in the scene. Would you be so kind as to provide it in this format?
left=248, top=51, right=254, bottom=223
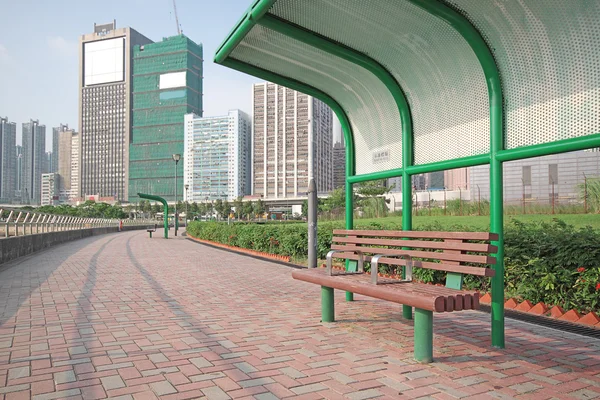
left=326, top=249, right=364, bottom=276
left=371, top=253, right=413, bottom=285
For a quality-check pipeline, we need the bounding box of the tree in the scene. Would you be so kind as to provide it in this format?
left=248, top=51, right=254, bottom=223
left=253, top=199, right=266, bottom=219
left=191, top=202, right=199, bottom=214
left=233, top=197, right=244, bottom=219
left=357, top=180, right=393, bottom=218
left=222, top=201, right=232, bottom=219
left=214, top=199, right=223, bottom=220
left=242, top=201, right=254, bottom=220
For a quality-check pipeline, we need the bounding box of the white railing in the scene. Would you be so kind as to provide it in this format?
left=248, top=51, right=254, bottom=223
left=0, top=207, right=153, bottom=238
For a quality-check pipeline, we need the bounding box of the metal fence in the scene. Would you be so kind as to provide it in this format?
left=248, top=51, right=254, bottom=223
left=0, top=208, right=153, bottom=238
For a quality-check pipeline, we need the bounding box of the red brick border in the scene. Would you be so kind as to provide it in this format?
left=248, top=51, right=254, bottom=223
left=186, top=235, right=291, bottom=263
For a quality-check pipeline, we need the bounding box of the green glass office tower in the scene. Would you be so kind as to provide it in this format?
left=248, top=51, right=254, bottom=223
left=129, top=35, right=203, bottom=203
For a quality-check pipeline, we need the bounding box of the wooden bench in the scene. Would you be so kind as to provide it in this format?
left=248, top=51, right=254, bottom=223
left=292, top=229, right=498, bottom=363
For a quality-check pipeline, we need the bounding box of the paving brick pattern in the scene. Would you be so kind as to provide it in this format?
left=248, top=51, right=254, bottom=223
left=0, top=230, right=599, bottom=399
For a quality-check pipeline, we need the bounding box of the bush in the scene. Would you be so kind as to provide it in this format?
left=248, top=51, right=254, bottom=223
left=187, top=219, right=600, bottom=313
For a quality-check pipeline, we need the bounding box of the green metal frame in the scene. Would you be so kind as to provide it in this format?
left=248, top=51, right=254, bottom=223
left=138, top=193, right=169, bottom=239
left=258, top=13, right=415, bottom=304
left=215, top=0, right=600, bottom=359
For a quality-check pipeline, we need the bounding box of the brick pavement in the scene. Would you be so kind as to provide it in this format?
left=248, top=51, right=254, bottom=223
left=0, top=230, right=599, bottom=399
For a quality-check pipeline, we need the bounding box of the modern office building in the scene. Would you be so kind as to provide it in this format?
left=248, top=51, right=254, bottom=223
left=332, top=141, right=345, bottom=190
left=79, top=21, right=152, bottom=201
left=129, top=35, right=203, bottom=203
left=470, top=150, right=600, bottom=204
left=44, top=152, right=53, bottom=174
left=15, top=145, right=22, bottom=200
left=183, top=110, right=251, bottom=202
left=41, top=173, right=59, bottom=206
left=252, top=82, right=333, bottom=199
left=70, top=132, right=80, bottom=201
left=22, top=120, right=46, bottom=205
left=0, top=117, right=16, bottom=202
left=57, top=128, right=78, bottom=201
left=52, top=124, right=70, bottom=173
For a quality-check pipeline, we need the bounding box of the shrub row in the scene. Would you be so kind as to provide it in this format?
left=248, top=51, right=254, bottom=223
left=187, top=219, right=600, bottom=313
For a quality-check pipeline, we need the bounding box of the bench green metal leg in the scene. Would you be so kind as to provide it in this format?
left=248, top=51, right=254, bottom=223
left=345, top=259, right=357, bottom=301
left=414, top=308, right=433, bottom=363
left=149, top=231, right=152, bottom=238
left=322, top=286, right=335, bottom=322
left=403, top=305, right=413, bottom=319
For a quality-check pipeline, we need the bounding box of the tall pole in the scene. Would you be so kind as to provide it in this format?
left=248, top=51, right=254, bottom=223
left=175, top=160, right=178, bottom=236
left=308, top=178, right=317, bottom=269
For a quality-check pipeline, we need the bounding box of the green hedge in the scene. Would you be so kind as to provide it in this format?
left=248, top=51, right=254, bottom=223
left=187, top=219, right=600, bottom=313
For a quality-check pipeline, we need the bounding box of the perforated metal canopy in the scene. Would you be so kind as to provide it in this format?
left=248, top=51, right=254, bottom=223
left=215, top=0, right=600, bottom=349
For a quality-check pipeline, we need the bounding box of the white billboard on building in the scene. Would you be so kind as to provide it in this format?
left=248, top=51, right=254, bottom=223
left=84, top=37, right=125, bottom=86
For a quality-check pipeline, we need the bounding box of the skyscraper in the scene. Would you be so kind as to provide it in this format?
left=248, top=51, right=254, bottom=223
left=252, top=82, right=333, bottom=199
left=57, top=128, right=78, bottom=201
left=0, top=117, right=16, bottom=201
left=183, top=110, right=251, bottom=202
left=70, top=132, right=80, bottom=201
left=129, top=35, right=203, bottom=203
left=22, top=119, right=46, bottom=205
left=333, top=141, right=346, bottom=190
left=79, top=21, right=152, bottom=201
left=52, top=124, right=70, bottom=173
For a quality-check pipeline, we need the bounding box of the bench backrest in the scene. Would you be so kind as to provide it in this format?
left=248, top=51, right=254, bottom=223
left=331, top=229, right=497, bottom=287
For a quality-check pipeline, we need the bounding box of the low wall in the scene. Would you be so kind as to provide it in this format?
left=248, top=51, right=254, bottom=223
left=0, top=225, right=147, bottom=265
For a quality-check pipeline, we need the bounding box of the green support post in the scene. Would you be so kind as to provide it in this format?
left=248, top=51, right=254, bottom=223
left=149, top=231, right=152, bottom=238
left=258, top=14, right=413, bottom=303
left=217, top=58, right=357, bottom=315
left=408, top=0, right=505, bottom=348
left=321, top=286, right=335, bottom=322
left=138, top=193, right=169, bottom=239
left=402, top=171, right=413, bottom=320
left=414, top=308, right=433, bottom=363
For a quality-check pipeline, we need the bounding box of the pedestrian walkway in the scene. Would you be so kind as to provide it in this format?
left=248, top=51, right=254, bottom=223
left=0, top=230, right=599, bottom=399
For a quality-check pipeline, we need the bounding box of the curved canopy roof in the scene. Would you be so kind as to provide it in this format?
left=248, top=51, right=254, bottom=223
left=216, top=0, right=600, bottom=179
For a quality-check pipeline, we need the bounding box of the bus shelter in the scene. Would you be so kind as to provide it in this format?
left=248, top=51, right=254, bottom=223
left=215, top=0, right=600, bottom=348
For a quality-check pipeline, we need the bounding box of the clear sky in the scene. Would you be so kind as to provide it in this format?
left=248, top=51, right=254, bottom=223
left=0, top=0, right=266, bottom=149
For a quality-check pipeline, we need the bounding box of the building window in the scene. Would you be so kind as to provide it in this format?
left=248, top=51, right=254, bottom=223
left=548, top=164, right=558, bottom=185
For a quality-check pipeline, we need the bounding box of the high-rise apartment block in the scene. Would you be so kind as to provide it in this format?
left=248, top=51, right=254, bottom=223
left=70, top=132, right=80, bottom=201
left=57, top=128, right=78, bottom=201
left=129, top=35, right=203, bottom=203
left=0, top=117, right=16, bottom=202
left=52, top=124, right=70, bottom=173
left=333, top=141, right=346, bottom=190
left=184, top=110, right=251, bottom=202
left=252, top=82, right=333, bottom=199
left=41, top=173, right=59, bottom=206
left=22, top=119, right=46, bottom=205
left=79, top=21, right=152, bottom=201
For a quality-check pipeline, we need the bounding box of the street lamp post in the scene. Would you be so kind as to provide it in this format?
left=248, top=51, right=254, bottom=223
left=173, top=154, right=181, bottom=236
left=184, top=184, right=189, bottom=228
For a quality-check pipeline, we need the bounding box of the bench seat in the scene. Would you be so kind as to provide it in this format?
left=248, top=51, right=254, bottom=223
left=292, top=268, right=480, bottom=312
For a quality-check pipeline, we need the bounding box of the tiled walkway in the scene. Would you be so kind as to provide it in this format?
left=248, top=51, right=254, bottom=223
left=0, top=230, right=599, bottom=399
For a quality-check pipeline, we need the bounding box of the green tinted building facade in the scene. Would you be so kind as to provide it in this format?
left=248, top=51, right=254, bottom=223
left=129, top=35, right=202, bottom=203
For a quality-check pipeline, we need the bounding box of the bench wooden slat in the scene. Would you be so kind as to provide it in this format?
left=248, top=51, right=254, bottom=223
left=333, top=236, right=497, bottom=253
left=331, top=251, right=495, bottom=277
left=330, top=244, right=495, bottom=265
left=333, top=229, right=499, bottom=241
left=292, top=269, right=481, bottom=313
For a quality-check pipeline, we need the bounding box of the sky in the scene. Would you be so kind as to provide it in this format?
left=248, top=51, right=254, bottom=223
left=0, top=0, right=272, bottom=149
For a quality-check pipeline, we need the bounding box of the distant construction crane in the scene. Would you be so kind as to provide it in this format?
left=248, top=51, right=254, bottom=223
left=172, top=0, right=181, bottom=35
